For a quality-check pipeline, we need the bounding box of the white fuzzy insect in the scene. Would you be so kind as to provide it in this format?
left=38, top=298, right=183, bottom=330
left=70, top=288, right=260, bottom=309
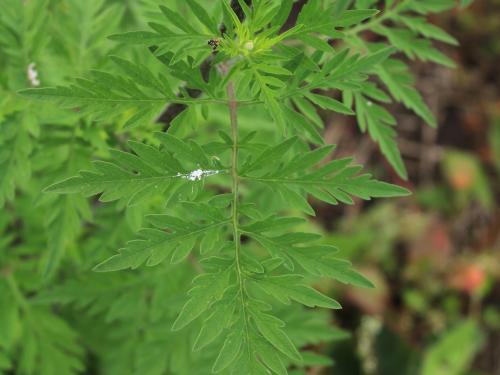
left=179, top=169, right=220, bottom=181
left=27, top=63, right=40, bottom=87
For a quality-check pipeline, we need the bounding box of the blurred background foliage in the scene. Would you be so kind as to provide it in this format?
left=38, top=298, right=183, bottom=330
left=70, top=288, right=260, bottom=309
left=312, top=1, right=500, bottom=374
left=0, top=0, right=499, bottom=374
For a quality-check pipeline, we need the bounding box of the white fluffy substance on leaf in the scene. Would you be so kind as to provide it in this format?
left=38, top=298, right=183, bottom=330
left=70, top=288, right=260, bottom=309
left=27, top=63, right=40, bottom=87
left=179, top=169, right=220, bottom=181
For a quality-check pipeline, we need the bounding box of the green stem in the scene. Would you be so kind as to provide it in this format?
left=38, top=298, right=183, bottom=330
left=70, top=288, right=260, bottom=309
left=227, top=79, right=252, bottom=354
left=227, top=81, right=240, bottom=265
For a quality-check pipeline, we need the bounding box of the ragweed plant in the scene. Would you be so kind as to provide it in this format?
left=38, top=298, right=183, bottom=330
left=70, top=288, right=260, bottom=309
left=0, top=0, right=468, bottom=374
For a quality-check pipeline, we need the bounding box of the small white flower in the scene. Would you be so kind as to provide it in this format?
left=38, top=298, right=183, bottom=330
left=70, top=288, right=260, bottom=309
left=366, top=101, right=373, bottom=107
left=27, top=63, right=40, bottom=87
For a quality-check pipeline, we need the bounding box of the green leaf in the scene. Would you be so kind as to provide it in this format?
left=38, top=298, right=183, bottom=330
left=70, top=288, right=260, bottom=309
left=93, top=210, right=229, bottom=272
left=397, top=16, right=458, bottom=45
left=241, top=137, right=298, bottom=174
left=283, top=106, right=324, bottom=145
left=108, top=31, right=166, bottom=44
left=254, top=339, right=288, bottom=375
left=109, top=55, right=170, bottom=95
left=44, top=195, right=90, bottom=277
left=306, top=93, right=354, bottom=115
left=244, top=222, right=375, bottom=289
left=288, top=246, right=375, bottom=288
left=252, top=275, right=341, bottom=309
left=16, top=309, right=84, bottom=375
left=377, top=60, right=437, bottom=127
left=173, top=268, right=231, bottom=332
left=374, top=26, right=456, bottom=68
left=18, top=61, right=171, bottom=129
left=222, top=0, right=242, bottom=29
left=212, top=317, right=245, bottom=373
left=255, top=64, right=293, bottom=76
left=158, top=5, right=197, bottom=34
left=186, top=0, right=219, bottom=34
left=193, top=298, right=235, bottom=351
left=242, top=140, right=410, bottom=207
left=333, top=9, right=379, bottom=27
left=44, top=139, right=220, bottom=205
left=254, top=313, right=302, bottom=362
left=422, top=320, right=484, bottom=375
left=251, top=65, right=288, bottom=129
left=355, top=92, right=408, bottom=179
left=0, top=117, right=32, bottom=208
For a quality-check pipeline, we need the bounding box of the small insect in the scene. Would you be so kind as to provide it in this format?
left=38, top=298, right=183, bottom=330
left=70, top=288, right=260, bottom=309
left=207, top=38, right=220, bottom=51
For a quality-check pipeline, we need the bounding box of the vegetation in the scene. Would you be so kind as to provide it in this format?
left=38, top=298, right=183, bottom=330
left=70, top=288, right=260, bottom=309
left=0, top=1, right=478, bottom=374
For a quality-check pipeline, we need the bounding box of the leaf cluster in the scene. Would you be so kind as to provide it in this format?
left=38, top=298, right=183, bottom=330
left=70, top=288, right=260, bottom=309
left=0, top=0, right=465, bottom=374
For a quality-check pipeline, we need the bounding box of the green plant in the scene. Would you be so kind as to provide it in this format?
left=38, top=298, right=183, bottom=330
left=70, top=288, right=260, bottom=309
left=1, top=0, right=466, bottom=374
left=421, top=320, right=484, bottom=375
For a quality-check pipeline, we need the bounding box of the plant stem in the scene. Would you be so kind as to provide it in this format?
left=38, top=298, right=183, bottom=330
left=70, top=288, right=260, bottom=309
left=228, top=82, right=240, bottom=253
left=227, top=79, right=252, bottom=353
